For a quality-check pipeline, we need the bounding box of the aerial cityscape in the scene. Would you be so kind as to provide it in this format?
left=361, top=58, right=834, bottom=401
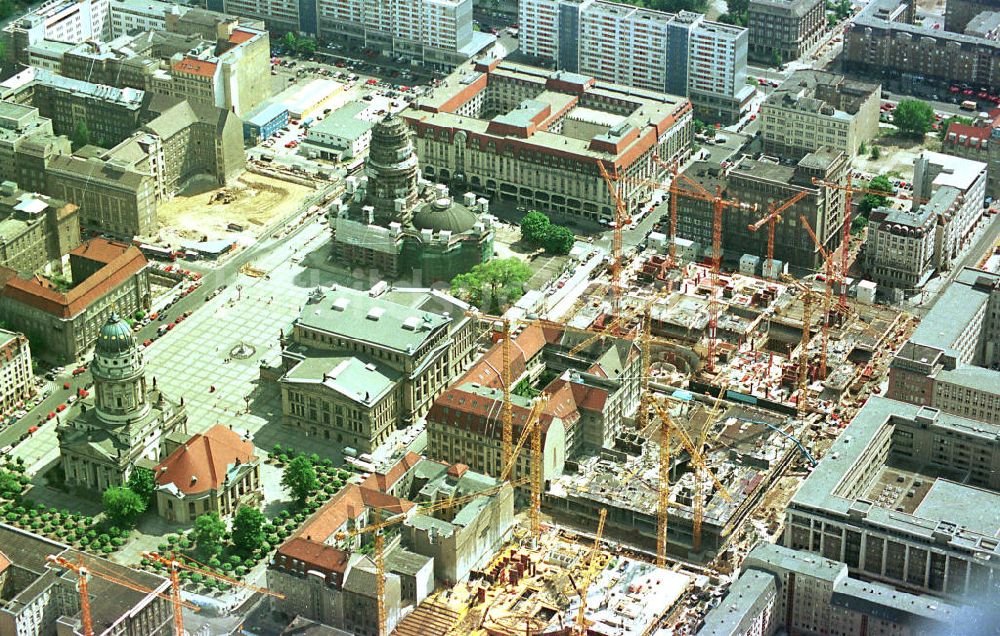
left=0, top=0, right=997, bottom=633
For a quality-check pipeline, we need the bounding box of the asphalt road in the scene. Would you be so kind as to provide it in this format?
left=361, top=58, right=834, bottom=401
left=0, top=186, right=334, bottom=452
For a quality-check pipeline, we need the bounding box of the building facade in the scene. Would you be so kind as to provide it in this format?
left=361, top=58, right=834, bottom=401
left=888, top=267, right=1000, bottom=426
left=864, top=152, right=988, bottom=294
left=701, top=543, right=959, bottom=636
left=57, top=313, right=187, bottom=494
left=747, top=0, right=826, bottom=64
left=785, top=396, right=1000, bottom=599
left=0, top=329, right=32, bottom=416
left=845, top=0, right=1000, bottom=93
left=0, top=239, right=150, bottom=362
left=760, top=70, right=880, bottom=159
left=407, top=58, right=693, bottom=223
left=154, top=424, right=262, bottom=523
left=518, top=0, right=753, bottom=123
left=0, top=185, right=80, bottom=276
left=941, top=109, right=1000, bottom=198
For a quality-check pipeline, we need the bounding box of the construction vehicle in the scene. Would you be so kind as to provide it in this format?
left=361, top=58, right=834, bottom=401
left=333, top=397, right=547, bottom=636
left=46, top=554, right=199, bottom=636
left=143, top=551, right=284, bottom=636
left=747, top=190, right=810, bottom=276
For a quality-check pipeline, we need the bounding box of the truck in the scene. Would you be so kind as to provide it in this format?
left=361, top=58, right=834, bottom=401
left=961, top=100, right=978, bottom=111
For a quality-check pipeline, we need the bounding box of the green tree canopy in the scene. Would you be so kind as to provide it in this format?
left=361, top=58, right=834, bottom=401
left=892, top=99, right=935, bottom=138
left=194, top=511, right=227, bottom=557
left=102, top=486, right=146, bottom=527
left=520, top=211, right=551, bottom=244
left=541, top=225, right=576, bottom=255
left=127, top=467, right=157, bottom=506
left=858, top=175, right=894, bottom=215
left=0, top=470, right=22, bottom=499
left=450, top=258, right=532, bottom=312
left=70, top=120, right=90, bottom=151
left=231, top=506, right=266, bottom=554
left=282, top=455, right=318, bottom=504
left=281, top=32, right=298, bottom=51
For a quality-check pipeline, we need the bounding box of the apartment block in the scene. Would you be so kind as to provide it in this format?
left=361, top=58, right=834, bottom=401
left=702, top=543, right=959, bottom=635
left=406, top=58, right=692, bottom=223
left=845, top=0, right=1000, bottom=93
left=0, top=329, right=32, bottom=416
left=673, top=148, right=847, bottom=271
left=747, top=0, right=826, bottom=64
left=3, top=0, right=111, bottom=64
left=864, top=152, right=988, bottom=294
left=784, top=396, right=1000, bottom=599
left=518, top=0, right=753, bottom=123
left=888, top=267, right=1000, bottom=426
left=761, top=70, right=880, bottom=159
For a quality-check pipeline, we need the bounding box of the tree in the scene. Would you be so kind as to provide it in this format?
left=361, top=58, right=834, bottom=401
left=450, top=258, right=532, bottom=311
left=194, top=512, right=226, bottom=557
left=0, top=470, right=22, bottom=499
left=282, top=455, right=318, bottom=504
left=870, top=145, right=881, bottom=160
left=231, top=506, right=266, bottom=554
left=298, top=37, right=317, bottom=56
left=892, top=99, right=935, bottom=138
left=127, top=467, right=156, bottom=506
left=541, top=225, right=576, bottom=255
left=281, top=32, right=298, bottom=52
left=70, top=120, right=90, bottom=151
left=520, top=211, right=551, bottom=244
left=858, top=175, right=894, bottom=215
left=102, top=487, right=146, bottom=527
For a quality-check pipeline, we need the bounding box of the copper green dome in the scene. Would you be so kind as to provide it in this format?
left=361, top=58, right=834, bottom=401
left=96, top=312, right=135, bottom=355
left=412, top=198, right=478, bottom=234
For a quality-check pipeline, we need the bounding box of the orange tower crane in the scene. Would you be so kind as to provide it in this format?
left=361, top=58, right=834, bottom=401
left=500, top=318, right=514, bottom=474
left=143, top=551, right=284, bottom=636
left=782, top=274, right=822, bottom=416
left=810, top=175, right=926, bottom=310
left=686, top=385, right=733, bottom=553
left=47, top=554, right=199, bottom=636
left=597, top=161, right=632, bottom=318
left=799, top=214, right=842, bottom=380
left=747, top=190, right=811, bottom=275
left=669, top=178, right=755, bottom=372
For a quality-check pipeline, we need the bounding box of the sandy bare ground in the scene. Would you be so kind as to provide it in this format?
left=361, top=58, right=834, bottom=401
left=155, top=172, right=315, bottom=247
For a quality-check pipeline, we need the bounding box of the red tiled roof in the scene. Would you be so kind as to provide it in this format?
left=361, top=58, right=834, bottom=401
left=154, top=424, right=257, bottom=495
left=0, top=240, right=147, bottom=319
left=945, top=122, right=991, bottom=149
left=172, top=57, right=217, bottom=78
left=0, top=550, right=9, bottom=575
left=458, top=324, right=549, bottom=389
left=228, top=28, right=256, bottom=44
left=294, top=483, right=415, bottom=545
left=447, top=463, right=468, bottom=479
left=275, top=537, right=348, bottom=586
left=360, top=451, right=421, bottom=492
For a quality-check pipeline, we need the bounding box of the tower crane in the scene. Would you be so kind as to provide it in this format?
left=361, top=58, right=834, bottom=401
left=668, top=178, right=755, bottom=372
left=500, top=318, right=514, bottom=475
left=687, top=383, right=731, bottom=553
left=143, top=551, right=284, bottom=636
left=782, top=274, right=822, bottom=417
left=332, top=396, right=547, bottom=636
left=597, top=161, right=630, bottom=319
left=46, top=554, right=199, bottom=636
left=747, top=190, right=811, bottom=275
left=799, top=214, right=842, bottom=380
left=652, top=398, right=733, bottom=556
left=810, top=175, right=927, bottom=310
left=573, top=508, right=608, bottom=635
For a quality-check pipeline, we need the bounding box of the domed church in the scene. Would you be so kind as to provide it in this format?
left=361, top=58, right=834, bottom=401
left=329, top=113, right=495, bottom=283
left=57, top=313, right=187, bottom=494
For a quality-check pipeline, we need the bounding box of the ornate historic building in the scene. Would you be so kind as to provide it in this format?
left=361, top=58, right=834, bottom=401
left=329, top=113, right=494, bottom=284
left=57, top=313, right=187, bottom=494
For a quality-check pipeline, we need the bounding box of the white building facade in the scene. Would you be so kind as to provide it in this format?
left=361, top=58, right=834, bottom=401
left=0, top=330, right=32, bottom=417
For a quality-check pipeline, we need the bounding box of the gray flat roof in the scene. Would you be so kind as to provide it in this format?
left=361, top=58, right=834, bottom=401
left=296, top=286, right=451, bottom=354
left=910, top=272, right=992, bottom=352
left=308, top=101, right=373, bottom=141
left=700, top=569, right=775, bottom=635
left=914, top=479, right=1000, bottom=537
left=284, top=354, right=399, bottom=406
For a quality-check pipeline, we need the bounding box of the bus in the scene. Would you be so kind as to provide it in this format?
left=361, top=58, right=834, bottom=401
left=137, top=243, right=176, bottom=261
left=961, top=100, right=978, bottom=111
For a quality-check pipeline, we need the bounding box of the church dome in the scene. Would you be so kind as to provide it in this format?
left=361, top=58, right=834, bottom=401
left=412, top=197, right=478, bottom=234
left=96, top=313, right=135, bottom=355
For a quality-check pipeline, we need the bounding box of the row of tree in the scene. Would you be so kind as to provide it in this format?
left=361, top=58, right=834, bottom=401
left=281, top=32, right=318, bottom=56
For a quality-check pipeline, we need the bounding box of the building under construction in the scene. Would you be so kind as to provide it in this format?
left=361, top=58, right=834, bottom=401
left=393, top=523, right=692, bottom=635
left=545, top=398, right=811, bottom=562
